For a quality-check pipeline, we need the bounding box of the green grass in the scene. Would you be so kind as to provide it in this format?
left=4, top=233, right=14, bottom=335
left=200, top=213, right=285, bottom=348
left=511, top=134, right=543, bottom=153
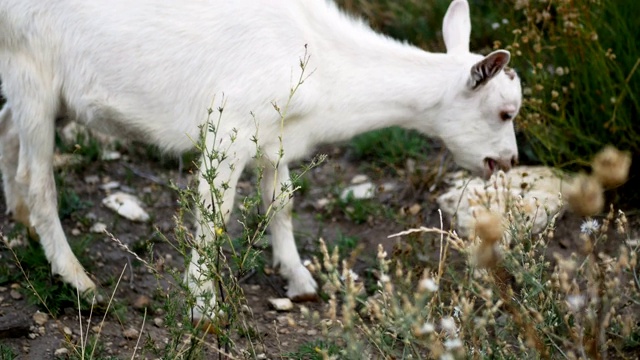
left=0, top=233, right=96, bottom=316
left=284, top=340, right=342, bottom=359
left=0, top=344, right=16, bottom=360
left=348, top=127, right=431, bottom=170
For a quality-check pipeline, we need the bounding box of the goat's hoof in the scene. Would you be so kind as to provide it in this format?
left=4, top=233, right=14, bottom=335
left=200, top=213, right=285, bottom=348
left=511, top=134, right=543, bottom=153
left=290, top=292, right=320, bottom=302
left=284, top=264, right=318, bottom=300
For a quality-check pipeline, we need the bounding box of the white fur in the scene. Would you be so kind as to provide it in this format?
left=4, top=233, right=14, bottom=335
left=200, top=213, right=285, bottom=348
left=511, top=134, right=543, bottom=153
left=0, top=0, right=521, bottom=320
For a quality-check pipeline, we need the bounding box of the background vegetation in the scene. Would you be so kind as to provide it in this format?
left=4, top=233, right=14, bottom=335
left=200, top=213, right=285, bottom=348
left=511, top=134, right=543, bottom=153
left=341, top=0, right=640, bottom=202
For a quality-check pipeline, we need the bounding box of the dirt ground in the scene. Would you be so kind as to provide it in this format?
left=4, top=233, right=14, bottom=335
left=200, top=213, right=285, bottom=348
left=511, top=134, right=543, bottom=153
left=0, top=142, right=638, bottom=359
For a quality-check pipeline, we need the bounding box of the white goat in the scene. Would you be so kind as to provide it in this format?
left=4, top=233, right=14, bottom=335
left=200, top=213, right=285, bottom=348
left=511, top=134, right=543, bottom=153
left=0, top=0, right=521, bottom=321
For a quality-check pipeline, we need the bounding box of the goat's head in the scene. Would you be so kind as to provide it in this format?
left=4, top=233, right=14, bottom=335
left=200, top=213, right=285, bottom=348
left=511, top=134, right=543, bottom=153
left=433, top=0, right=521, bottom=179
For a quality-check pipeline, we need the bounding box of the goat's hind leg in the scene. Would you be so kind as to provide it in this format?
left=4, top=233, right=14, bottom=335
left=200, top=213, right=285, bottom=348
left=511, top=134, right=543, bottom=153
left=0, top=105, right=30, bottom=227
left=3, top=75, right=95, bottom=294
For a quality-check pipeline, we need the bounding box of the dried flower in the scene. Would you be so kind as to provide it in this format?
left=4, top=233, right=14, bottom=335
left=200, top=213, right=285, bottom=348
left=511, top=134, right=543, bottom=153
left=591, top=145, right=632, bottom=189
left=564, top=174, right=604, bottom=217
left=474, top=209, right=504, bottom=244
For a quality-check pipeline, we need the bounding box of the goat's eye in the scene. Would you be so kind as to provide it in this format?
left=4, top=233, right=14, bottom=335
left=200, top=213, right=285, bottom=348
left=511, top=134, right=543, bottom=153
left=500, top=111, right=513, bottom=121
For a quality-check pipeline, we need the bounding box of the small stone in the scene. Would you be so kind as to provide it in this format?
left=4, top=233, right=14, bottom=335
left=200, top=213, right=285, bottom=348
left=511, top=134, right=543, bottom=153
left=350, top=174, right=370, bottom=184
left=90, top=222, right=107, bottom=233
left=71, top=228, right=81, bottom=236
left=10, top=289, right=22, bottom=300
left=340, top=182, right=376, bottom=201
left=7, top=238, right=24, bottom=249
left=408, top=203, right=422, bottom=215
left=315, top=198, right=330, bottom=209
left=28, top=333, right=38, bottom=339
left=92, top=325, right=102, bottom=333
left=63, top=326, right=73, bottom=336
left=153, top=317, right=164, bottom=328
left=101, top=151, right=121, bottom=161
left=99, top=181, right=121, bottom=191
left=33, top=312, right=49, bottom=326
left=133, top=295, right=151, bottom=310
left=54, top=348, right=69, bottom=356
left=123, top=328, right=139, bottom=340
left=0, top=286, right=6, bottom=292
left=84, top=175, right=100, bottom=185
left=307, top=329, right=318, bottom=336
left=268, top=298, right=294, bottom=311
left=102, top=192, right=150, bottom=222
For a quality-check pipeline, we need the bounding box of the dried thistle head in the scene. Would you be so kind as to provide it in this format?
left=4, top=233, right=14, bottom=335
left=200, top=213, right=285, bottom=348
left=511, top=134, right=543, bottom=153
left=591, top=145, right=632, bottom=189
left=564, top=173, right=604, bottom=217
left=474, top=209, right=504, bottom=244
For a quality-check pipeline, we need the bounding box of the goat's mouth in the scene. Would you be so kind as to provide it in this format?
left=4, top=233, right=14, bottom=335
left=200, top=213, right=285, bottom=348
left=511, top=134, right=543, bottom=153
left=483, top=157, right=503, bottom=179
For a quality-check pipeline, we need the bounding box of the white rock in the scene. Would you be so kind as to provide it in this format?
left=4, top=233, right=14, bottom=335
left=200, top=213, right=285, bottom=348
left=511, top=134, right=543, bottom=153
left=90, top=222, right=107, bottom=233
left=340, top=182, right=376, bottom=201
left=268, top=298, right=294, bottom=311
left=55, top=348, right=69, bottom=356
left=350, top=174, right=370, bottom=184
left=101, top=150, right=122, bottom=161
left=436, top=166, right=566, bottom=238
left=102, top=192, right=150, bottom=222
left=99, top=181, right=121, bottom=191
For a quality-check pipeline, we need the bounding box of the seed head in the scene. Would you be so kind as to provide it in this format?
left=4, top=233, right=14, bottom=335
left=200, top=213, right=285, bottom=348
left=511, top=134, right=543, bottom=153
left=591, top=145, right=631, bottom=189
left=474, top=209, right=504, bottom=244
left=564, top=174, right=604, bottom=217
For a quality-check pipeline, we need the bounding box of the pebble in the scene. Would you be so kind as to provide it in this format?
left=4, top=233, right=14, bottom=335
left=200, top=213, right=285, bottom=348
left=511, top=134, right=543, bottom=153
left=33, top=312, right=49, bottom=326
left=268, top=298, right=294, bottom=311
left=90, top=222, right=107, bottom=233
left=350, top=174, right=370, bottom=184
left=84, top=175, right=100, bottom=185
left=71, top=228, right=81, bottom=236
left=99, top=181, right=121, bottom=191
left=133, top=295, right=151, bottom=310
left=340, top=182, right=376, bottom=201
left=153, top=317, right=164, bottom=328
left=123, top=328, right=139, bottom=340
left=55, top=348, right=69, bottom=356
left=101, top=150, right=122, bottom=161
left=102, top=192, right=150, bottom=222
left=10, top=289, right=22, bottom=300
left=63, top=327, right=73, bottom=336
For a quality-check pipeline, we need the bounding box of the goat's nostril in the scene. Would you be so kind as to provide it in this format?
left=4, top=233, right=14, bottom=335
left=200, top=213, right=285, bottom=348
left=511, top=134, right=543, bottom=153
left=511, top=156, right=518, bottom=167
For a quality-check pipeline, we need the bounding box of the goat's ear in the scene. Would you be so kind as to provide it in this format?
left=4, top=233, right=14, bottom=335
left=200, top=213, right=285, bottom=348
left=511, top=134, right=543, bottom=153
left=442, top=0, right=471, bottom=54
left=469, top=50, right=511, bottom=89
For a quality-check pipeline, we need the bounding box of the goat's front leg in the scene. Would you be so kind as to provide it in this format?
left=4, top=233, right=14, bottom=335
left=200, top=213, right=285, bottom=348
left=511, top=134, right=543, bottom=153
left=186, top=149, right=246, bottom=323
left=8, top=85, right=95, bottom=294
left=0, top=105, right=30, bottom=227
left=261, top=162, right=317, bottom=300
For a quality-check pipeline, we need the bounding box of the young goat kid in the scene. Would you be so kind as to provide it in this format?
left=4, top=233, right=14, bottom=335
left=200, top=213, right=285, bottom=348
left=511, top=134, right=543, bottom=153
left=0, top=0, right=521, bottom=321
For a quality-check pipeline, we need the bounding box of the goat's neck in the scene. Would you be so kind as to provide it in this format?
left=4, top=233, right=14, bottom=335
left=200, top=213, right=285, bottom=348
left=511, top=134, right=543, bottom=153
left=317, top=43, right=455, bottom=142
